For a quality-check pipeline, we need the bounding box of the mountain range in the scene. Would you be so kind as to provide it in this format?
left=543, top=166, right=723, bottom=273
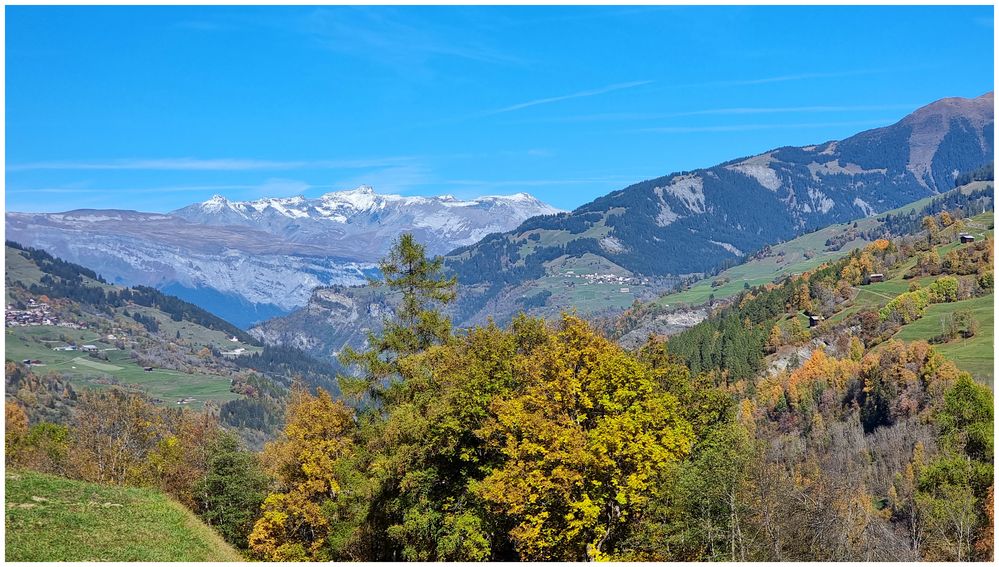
left=251, top=92, right=994, bottom=362
left=5, top=188, right=561, bottom=327
left=6, top=92, right=993, bottom=359
left=171, top=187, right=562, bottom=261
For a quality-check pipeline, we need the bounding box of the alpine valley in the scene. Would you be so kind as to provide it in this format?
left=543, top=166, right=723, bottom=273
left=251, top=92, right=994, bottom=363
left=5, top=188, right=561, bottom=327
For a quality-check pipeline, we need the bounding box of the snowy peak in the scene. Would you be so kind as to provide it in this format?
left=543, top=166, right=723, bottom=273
left=201, top=194, right=231, bottom=212
left=170, top=185, right=563, bottom=260
left=176, top=185, right=560, bottom=223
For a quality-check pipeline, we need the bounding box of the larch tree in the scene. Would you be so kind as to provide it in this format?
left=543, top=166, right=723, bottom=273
left=340, top=232, right=457, bottom=401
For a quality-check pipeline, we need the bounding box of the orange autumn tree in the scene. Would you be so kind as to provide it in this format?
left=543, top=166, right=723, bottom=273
left=5, top=401, right=29, bottom=465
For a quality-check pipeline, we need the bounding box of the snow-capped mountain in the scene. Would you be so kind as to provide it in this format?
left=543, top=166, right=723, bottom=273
left=171, top=186, right=562, bottom=261
left=5, top=187, right=562, bottom=327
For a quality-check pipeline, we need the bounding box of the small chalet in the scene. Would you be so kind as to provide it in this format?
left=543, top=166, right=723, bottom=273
left=959, top=233, right=976, bottom=244
left=867, top=273, right=885, bottom=284
left=808, top=315, right=824, bottom=328
left=80, top=344, right=98, bottom=352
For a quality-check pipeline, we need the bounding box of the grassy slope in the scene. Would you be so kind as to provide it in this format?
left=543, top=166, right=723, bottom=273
left=893, top=294, right=994, bottom=386
left=657, top=184, right=992, bottom=308
left=5, top=328, right=242, bottom=409
left=5, top=245, right=258, bottom=408
left=819, top=212, right=993, bottom=384
left=5, top=470, right=241, bottom=562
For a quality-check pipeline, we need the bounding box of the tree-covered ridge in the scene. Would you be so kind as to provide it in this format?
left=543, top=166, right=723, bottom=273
left=955, top=161, right=995, bottom=187
left=6, top=241, right=258, bottom=345
left=445, top=95, right=992, bottom=287
left=6, top=240, right=342, bottom=387
left=5, top=242, right=342, bottom=447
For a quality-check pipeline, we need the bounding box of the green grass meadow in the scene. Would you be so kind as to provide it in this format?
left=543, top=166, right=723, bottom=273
left=5, top=326, right=241, bottom=409
left=5, top=470, right=242, bottom=562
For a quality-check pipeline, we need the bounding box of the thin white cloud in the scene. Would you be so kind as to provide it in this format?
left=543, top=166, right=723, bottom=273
left=636, top=119, right=893, bottom=134
left=436, top=175, right=631, bottom=188
left=326, top=164, right=435, bottom=196
left=700, top=68, right=895, bottom=88
left=485, top=80, right=653, bottom=115
left=523, top=103, right=918, bottom=124
left=663, top=104, right=917, bottom=118
left=6, top=182, right=319, bottom=196
left=7, top=157, right=413, bottom=172
left=303, top=7, right=521, bottom=69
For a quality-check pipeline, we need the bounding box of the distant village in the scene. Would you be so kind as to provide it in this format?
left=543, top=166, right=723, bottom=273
left=555, top=270, right=682, bottom=295
left=4, top=298, right=85, bottom=329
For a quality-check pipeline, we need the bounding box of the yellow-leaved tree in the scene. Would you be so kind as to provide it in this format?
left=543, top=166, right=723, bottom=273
left=249, top=386, right=361, bottom=561
left=476, top=315, right=695, bottom=560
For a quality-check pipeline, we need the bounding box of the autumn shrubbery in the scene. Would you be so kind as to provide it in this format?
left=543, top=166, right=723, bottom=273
left=5, top=390, right=267, bottom=551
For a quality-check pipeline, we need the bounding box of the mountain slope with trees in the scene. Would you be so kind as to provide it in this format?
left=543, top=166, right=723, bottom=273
left=252, top=94, right=994, bottom=364
left=448, top=93, right=992, bottom=284
left=7, top=225, right=993, bottom=561
left=4, top=242, right=341, bottom=445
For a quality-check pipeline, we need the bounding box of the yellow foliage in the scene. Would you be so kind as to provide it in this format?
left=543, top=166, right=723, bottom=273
left=786, top=348, right=859, bottom=408
left=867, top=238, right=891, bottom=252
left=476, top=315, right=694, bottom=560
left=5, top=402, right=29, bottom=465
left=249, top=386, right=357, bottom=561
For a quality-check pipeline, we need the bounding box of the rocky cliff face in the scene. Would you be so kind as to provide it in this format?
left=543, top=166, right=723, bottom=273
left=6, top=188, right=561, bottom=327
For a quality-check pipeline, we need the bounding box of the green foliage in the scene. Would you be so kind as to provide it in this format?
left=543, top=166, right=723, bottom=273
left=192, top=432, right=269, bottom=549
left=340, top=233, right=457, bottom=398
left=619, top=420, right=753, bottom=561
left=913, top=375, right=994, bottom=560
left=938, top=374, right=994, bottom=464
left=928, top=275, right=959, bottom=303
left=879, top=288, right=930, bottom=323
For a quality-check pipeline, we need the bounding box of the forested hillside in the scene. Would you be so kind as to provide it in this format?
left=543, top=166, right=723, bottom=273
left=447, top=93, right=992, bottom=282
left=4, top=242, right=340, bottom=446
left=606, top=176, right=993, bottom=346
left=7, top=226, right=993, bottom=560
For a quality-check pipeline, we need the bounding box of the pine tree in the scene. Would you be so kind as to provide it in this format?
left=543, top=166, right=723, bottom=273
left=340, top=233, right=457, bottom=400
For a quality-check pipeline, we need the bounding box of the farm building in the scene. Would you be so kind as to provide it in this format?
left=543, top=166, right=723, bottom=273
left=808, top=315, right=824, bottom=328
left=959, top=233, right=976, bottom=244
left=866, top=273, right=885, bottom=284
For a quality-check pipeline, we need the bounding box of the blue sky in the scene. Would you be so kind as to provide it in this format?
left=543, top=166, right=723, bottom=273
left=6, top=5, right=994, bottom=213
